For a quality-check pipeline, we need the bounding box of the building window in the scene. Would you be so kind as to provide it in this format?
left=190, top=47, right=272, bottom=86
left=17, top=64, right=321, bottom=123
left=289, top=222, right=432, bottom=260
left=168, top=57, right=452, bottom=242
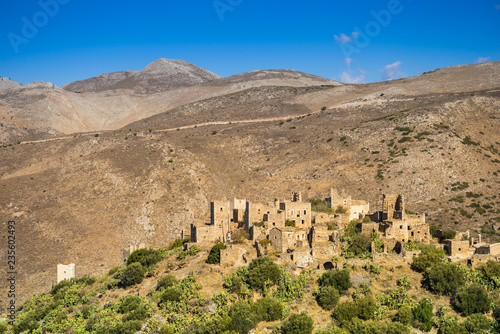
left=304, top=210, right=306, bottom=215
left=400, top=226, right=403, bottom=229
left=220, top=208, right=223, bottom=211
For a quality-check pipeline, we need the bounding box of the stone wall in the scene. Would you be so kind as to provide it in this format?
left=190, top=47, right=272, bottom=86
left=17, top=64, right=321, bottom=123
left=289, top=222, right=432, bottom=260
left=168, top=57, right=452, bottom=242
left=442, top=240, right=470, bottom=258
left=191, top=223, right=224, bottom=243
left=314, top=213, right=338, bottom=224
left=231, top=198, right=246, bottom=223
left=350, top=201, right=369, bottom=220
left=57, top=264, right=76, bottom=283
left=280, top=201, right=312, bottom=228
left=211, top=200, right=230, bottom=227
left=220, top=245, right=247, bottom=266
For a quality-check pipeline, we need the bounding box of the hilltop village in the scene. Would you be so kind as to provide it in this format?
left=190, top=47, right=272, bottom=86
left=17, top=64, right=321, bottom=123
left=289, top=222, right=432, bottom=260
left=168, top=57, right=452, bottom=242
left=182, top=189, right=500, bottom=268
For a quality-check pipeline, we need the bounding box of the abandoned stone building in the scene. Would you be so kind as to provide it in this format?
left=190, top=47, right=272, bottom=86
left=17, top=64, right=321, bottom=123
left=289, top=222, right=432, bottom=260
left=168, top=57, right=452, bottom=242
left=361, top=194, right=431, bottom=244
left=191, top=192, right=312, bottom=244
left=122, top=243, right=146, bottom=263
left=328, top=188, right=370, bottom=221
left=187, top=190, right=496, bottom=269
left=439, top=232, right=500, bottom=265
left=268, top=227, right=309, bottom=253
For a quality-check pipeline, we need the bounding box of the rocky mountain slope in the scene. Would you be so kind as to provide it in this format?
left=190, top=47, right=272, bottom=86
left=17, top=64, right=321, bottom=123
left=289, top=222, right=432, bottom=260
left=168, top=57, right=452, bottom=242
left=0, top=60, right=340, bottom=145
left=63, top=59, right=221, bottom=94
left=61, top=70, right=139, bottom=93
left=0, top=77, right=21, bottom=92
left=0, top=61, right=499, bottom=306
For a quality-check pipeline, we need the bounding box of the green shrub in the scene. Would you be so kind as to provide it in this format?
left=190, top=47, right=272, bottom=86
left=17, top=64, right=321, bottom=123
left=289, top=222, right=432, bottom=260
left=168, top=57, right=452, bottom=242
left=159, top=325, right=176, bottom=334
left=317, top=286, right=340, bottom=310
left=356, top=295, right=376, bottom=320
left=332, top=301, right=358, bottom=323
left=424, top=263, right=465, bottom=295
left=430, top=224, right=440, bottom=238
left=441, top=230, right=457, bottom=240
left=478, top=260, right=500, bottom=287
left=285, top=219, right=296, bottom=227
left=318, top=269, right=352, bottom=293
left=13, top=312, right=40, bottom=334
left=387, top=322, right=410, bottom=334
left=464, top=313, right=491, bottom=333
left=74, top=275, right=97, bottom=286
left=251, top=297, right=283, bottom=322
left=206, top=243, right=228, bottom=264
left=346, top=235, right=371, bottom=257
left=50, top=278, right=74, bottom=295
left=310, top=199, right=333, bottom=213
left=453, top=284, right=491, bottom=315
left=126, top=248, right=164, bottom=268
left=169, top=238, right=184, bottom=249
left=283, top=313, right=314, bottom=334
left=229, top=301, right=258, bottom=334
left=124, top=304, right=150, bottom=321
left=411, top=244, right=445, bottom=272
left=414, top=299, right=434, bottom=331
left=117, top=262, right=146, bottom=287
left=357, top=321, right=387, bottom=334
left=395, top=305, right=413, bottom=325
left=157, top=274, right=178, bottom=290
left=196, top=314, right=232, bottom=334
left=160, top=286, right=183, bottom=303
left=437, top=317, right=467, bottom=334
left=247, top=257, right=280, bottom=292
left=118, top=296, right=142, bottom=313
left=412, top=253, right=444, bottom=273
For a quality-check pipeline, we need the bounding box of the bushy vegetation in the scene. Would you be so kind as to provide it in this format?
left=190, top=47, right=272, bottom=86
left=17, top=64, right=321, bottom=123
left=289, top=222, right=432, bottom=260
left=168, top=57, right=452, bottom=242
left=247, top=256, right=281, bottom=292
left=126, top=248, right=164, bottom=268
left=283, top=313, right=314, bottom=334
left=310, top=198, right=333, bottom=213
left=452, top=284, right=490, bottom=315
left=9, top=240, right=500, bottom=334
left=318, top=269, right=352, bottom=294
left=206, top=242, right=227, bottom=264
left=424, top=263, right=466, bottom=295
left=413, top=299, right=434, bottom=331
left=117, top=262, right=146, bottom=287
left=316, top=286, right=340, bottom=310
left=410, top=243, right=446, bottom=272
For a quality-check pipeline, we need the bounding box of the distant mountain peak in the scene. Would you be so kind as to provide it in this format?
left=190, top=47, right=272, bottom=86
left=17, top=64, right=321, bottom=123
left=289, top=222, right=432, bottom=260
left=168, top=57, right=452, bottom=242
left=63, top=58, right=221, bottom=94
left=0, top=77, right=22, bottom=92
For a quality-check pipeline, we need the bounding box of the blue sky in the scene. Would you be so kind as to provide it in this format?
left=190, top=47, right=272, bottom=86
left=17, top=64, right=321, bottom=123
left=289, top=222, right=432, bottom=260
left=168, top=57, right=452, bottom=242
left=0, top=0, right=499, bottom=86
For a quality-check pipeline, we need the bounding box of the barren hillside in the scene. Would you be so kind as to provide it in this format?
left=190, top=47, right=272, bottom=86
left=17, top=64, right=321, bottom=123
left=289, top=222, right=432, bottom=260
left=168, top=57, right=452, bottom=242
left=0, top=61, right=499, bottom=305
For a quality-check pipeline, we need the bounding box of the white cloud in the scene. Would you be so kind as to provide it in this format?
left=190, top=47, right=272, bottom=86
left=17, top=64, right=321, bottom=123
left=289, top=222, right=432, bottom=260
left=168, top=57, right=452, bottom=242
left=380, top=61, right=404, bottom=81
left=344, top=58, right=353, bottom=67
left=476, top=56, right=491, bottom=63
left=334, top=32, right=359, bottom=44
left=340, top=68, right=366, bottom=84
left=334, top=33, right=352, bottom=44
